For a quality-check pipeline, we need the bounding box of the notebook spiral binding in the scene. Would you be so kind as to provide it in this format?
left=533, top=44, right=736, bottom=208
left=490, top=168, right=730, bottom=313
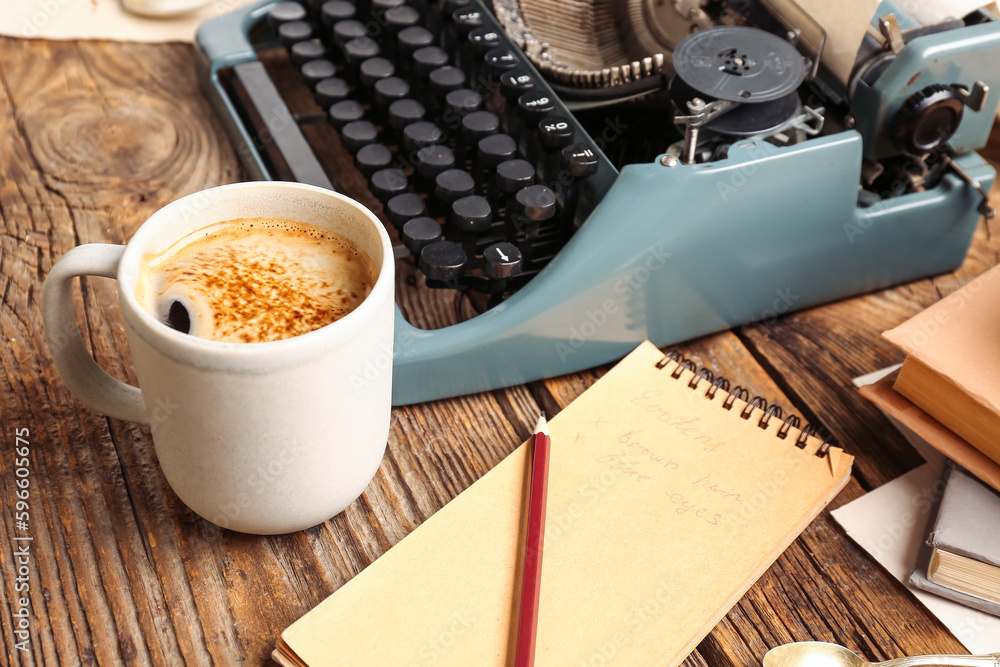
left=654, top=351, right=835, bottom=458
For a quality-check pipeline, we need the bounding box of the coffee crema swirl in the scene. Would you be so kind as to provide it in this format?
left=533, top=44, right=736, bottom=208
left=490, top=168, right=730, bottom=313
left=135, top=217, right=377, bottom=343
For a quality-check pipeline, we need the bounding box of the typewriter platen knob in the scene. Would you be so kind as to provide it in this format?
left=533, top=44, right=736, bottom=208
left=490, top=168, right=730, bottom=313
left=890, top=83, right=966, bottom=155
left=483, top=242, right=522, bottom=279
left=419, top=240, right=468, bottom=282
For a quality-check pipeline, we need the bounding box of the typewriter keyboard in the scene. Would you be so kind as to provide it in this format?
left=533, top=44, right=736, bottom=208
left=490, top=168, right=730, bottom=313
left=225, top=0, right=614, bottom=314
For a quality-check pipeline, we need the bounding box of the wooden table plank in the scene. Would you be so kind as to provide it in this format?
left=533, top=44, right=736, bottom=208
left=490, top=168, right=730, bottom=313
left=0, top=35, right=995, bottom=667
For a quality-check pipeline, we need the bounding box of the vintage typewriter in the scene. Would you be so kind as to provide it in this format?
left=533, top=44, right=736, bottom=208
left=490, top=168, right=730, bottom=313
left=196, top=0, right=1000, bottom=405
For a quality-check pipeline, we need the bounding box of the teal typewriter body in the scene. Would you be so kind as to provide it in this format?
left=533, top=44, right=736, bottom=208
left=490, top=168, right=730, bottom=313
left=195, top=0, right=1000, bottom=404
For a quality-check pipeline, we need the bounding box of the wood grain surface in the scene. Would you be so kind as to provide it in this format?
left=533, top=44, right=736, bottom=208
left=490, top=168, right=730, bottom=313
left=1, top=36, right=997, bottom=666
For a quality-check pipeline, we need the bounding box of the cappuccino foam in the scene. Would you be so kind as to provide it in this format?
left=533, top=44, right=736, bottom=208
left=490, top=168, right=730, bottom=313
left=135, top=217, right=377, bottom=343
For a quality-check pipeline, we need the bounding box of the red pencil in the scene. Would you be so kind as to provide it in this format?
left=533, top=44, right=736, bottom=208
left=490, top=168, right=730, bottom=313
left=515, top=413, right=551, bottom=667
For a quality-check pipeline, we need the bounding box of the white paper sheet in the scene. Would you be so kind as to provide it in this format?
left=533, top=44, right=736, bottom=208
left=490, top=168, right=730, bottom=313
left=2, top=0, right=259, bottom=43
left=832, top=463, right=1000, bottom=653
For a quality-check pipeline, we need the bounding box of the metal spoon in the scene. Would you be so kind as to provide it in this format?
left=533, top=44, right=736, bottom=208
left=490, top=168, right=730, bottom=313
left=763, top=642, right=1000, bottom=667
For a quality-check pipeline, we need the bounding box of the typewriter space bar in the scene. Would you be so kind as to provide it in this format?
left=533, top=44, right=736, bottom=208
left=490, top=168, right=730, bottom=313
left=230, top=61, right=334, bottom=191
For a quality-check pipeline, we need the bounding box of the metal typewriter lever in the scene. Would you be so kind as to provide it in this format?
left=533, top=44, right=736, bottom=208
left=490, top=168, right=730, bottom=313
left=954, top=81, right=990, bottom=112
left=674, top=97, right=738, bottom=165
left=942, top=150, right=996, bottom=219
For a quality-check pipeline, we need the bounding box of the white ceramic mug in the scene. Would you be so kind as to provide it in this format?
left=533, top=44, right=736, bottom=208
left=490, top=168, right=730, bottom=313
left=42, top=182, right=395, bottom=534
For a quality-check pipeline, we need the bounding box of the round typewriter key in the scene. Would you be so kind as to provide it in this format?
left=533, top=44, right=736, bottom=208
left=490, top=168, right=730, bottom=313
left=388, top=98, right=426, bottom=132
left=429, top=66, right=466, bottom=100
left=412, top=46, right=450, bottom=80
left=401, top=216, right=443, bottom=254
left=468, top=27, right=501, bottom=59
left=372, top=0, right=406, bottom=13
left=314, top=76, right=350, bottom=109
left=483, top=241, right=522, bottom=279
left=268, top=1, right=307, bottom=28
left=387, top=192, right=427, bottom=229
left=403, top=121, right=445, bottom=152
left=449, top=195, right=492, bottom=233
left=328, top=99, right=365, bottom=130
left=496, top=159, right=535, bottom=196
left=279, top=20, right=313, bottom=47
left=370, top=167, right=409, bottom=203
left=375, top=76, right=410, bottom=108
left=332, top=19, right=366, bottom=48
left=477, top=133, right=517, bottom=170
left=385, top=5, right=421, bottom=32
left=445, top=89, right=481, bottom=118
left=561, top=143, right=600, bottom=179
left=518, top=91, right=555, bottom=125
left=290, top=39, right=326, bottom=66
left=341, top=120, right=379, bottom=154
left=416, top=144, right=455, bottom=180
left=356, top=143, right=394, bottom=177
left=460, top=110, right=499, bottom=144
left=451, top=8, right=483, bottom=39
left=435, top=168, right=476, bottom=207
left=360, top=57, right=395, bottom=89
left=301, top=59, right=337, bottom=89
left=343, top=36, right=381, bottom=62
left=320, top=0, right=355, bottom=25
left=397, top=26, right=434, bottom=65
left=419, top=240, right=467, bottom=281
left=483, top=48, right=519, bottom=79
left=538, top=115, right=574, bottom=149
left=514, top=184, right=557, bottom=221
left=500, top=69, right=536, bottom=100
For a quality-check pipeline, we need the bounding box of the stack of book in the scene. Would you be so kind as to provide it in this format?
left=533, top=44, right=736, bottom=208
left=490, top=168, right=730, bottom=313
left=859, top=263, right=1000, bottom=617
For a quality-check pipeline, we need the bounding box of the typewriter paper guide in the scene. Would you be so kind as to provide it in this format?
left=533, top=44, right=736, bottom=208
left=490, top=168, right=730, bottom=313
left=276, top=342, right=852, bottom=667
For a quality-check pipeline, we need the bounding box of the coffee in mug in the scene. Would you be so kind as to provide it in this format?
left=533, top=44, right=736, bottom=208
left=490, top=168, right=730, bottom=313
left=134, top=217, right=377, bottom=343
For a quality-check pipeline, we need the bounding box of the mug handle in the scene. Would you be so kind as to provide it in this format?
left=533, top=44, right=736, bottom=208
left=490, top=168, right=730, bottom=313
left=42, top=244, right=149, bottom=424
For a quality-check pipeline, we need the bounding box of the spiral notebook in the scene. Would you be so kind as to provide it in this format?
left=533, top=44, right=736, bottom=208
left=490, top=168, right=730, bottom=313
left=273, top=341, right=854, bottom=667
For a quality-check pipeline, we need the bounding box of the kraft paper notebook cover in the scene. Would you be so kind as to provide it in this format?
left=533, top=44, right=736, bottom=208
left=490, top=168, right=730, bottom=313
left=882, top=264, right=1000, bottom=465
left=273, top=341, right=854, bottom=667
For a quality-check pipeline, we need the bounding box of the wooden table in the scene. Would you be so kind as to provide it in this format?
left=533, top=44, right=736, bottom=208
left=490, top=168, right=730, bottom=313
left=1, top=36, right=998, bottom=666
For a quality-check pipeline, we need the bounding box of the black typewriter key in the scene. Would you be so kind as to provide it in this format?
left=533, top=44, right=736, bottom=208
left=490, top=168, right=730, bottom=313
left=268, top=1, right=307, bottom=28
left=455, top=110, right=498, bottom=169
left=433, top=168, right=475, bottom=217
left=496, top=68, right=535, bottom=126
left=483, top=241, right=522, bottom=279
left=314, top=76, right=350, bottom=109
left=415, top=144, right=455, bottom=191
left=464, top=26, right=500, bottom=79
left=373, top=76, right=410, bottom=122
left=397, top=25, right=434, bottom=73
left=290, top=39, right=326, bottom=66
left=536, top=114, right=575, bottom=179
left=387, top=192, right=427, bottom=229
left=359, top=57, right=395, bottom=101
left=483, top=47, right=519, bottom=83
left=328, top=99, right=365, bottom=130
left=475, top=132, right=516, bottom=193
left=449, top=195, right=492, bottom=234
left=388, top=98, right=426, bottom=143
left=427, top=66, right=466, bottom=118
left=341, top=120, right=379, bottom=154
left=494, top=158, right=535, bottom=213
left=384, top=5, right=421, bottom=61
left=508, top=185, right=556, bottom=252
left=320, top=0, right=355, bottom=26
left=401, top=216, right=443, bottom=254
left=517, top=91, right=555, bottom=130
left=371, top=0, right=406, bottom=16
left=419, top=240, right=467, bottom=283
left=443, top=88, right=480, bottom=135
left=411, top=46, right=449, bottom=95
left=301, top=59, right=338, bottom=89
left=332, top=20, right=366, bottom=59
left=356, top=143, right=394, bottom=176
left=451, top=7, right=484, bottom=40
left=403, top=121, right=445, bottom=152
left=343, top=37, right=381, bottom=84
left=370, top=167, right=409, bottom=203
left=279, top=20, right=313, bottom=47
left=558, top=143, right=599, bottom=228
